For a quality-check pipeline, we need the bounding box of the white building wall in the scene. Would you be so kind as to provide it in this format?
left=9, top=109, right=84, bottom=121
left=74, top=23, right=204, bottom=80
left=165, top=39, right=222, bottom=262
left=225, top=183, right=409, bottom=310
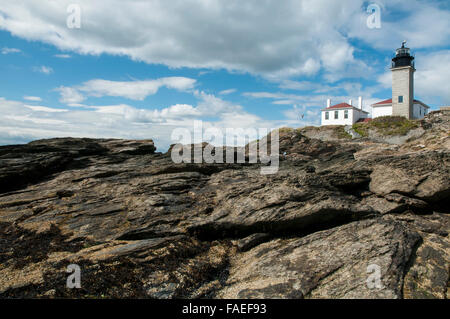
left=392, top=66, right=414, bottom=119
left=372, top=106, right=393, bottom=119
left=321, top=109, right=354, bottom=126
left=412, top=103, right=428, bottom=119
left=352, top=109, right=368, bottom=124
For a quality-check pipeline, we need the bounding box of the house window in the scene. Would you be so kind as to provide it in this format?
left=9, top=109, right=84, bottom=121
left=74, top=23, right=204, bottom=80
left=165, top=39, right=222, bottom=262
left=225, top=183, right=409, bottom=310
left=335, top=111, right=339, bottom=119
left=398, top=96, right=403, bottom=103
left=325, top=112, right=329, bottom=120
left=344, top=110, right=349, bottom=119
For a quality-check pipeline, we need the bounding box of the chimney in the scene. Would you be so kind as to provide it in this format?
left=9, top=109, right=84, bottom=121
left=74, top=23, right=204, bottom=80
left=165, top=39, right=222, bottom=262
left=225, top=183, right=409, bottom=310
left=349, top=99, right=353, bottom=106
left=327, top=99, right=331, bottom=108
left=358, top=96, right=363, bottom=110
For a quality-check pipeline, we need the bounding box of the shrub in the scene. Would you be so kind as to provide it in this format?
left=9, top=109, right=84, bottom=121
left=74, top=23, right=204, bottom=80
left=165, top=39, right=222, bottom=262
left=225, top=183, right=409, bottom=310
left=352, top=116, right=419, bottom=137
left=352, top=123, right=369, bottom=137
left=334, top=126, right=352, bottom=139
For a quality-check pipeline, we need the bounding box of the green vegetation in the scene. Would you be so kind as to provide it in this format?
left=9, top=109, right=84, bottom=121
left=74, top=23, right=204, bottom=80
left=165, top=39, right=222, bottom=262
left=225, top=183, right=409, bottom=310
left=300, top=126, right=320, bottom=131
left=298, top=125, right=352, bottom=139
left=334, top=126, right=353, bottom=139
left=353, top=116, right=419, bottom=137
left=277, top=127, right=295, bottom=134
left=277, top=127, right=303, bottom=136
left=352, top=123, right=369, bottom=137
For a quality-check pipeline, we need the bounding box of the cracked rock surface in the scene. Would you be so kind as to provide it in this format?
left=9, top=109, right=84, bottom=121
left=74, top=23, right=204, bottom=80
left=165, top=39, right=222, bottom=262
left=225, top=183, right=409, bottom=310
left=0, top=112, right=449, bottom=299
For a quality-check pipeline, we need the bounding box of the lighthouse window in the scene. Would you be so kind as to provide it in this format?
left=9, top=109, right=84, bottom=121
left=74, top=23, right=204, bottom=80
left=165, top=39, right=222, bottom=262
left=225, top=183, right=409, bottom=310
left=334, top=111, right=339, bottom=119
left=325, top=112, right=329, bottom=120
left=398, top=96, right=404, bottom=103
left=344, top=110, right=349, bottom=119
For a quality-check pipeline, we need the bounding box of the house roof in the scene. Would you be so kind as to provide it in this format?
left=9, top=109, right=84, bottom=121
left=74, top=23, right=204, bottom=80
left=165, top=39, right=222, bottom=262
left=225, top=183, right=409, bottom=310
left=373, top=99, right=393, bottom=106
left=326, top=103, right=353, bottom=109
left=372, top=98, right=430, bottom=108
left=322, top=103, right=369, bottom=113
left=357, top=118, right=372, bottom=123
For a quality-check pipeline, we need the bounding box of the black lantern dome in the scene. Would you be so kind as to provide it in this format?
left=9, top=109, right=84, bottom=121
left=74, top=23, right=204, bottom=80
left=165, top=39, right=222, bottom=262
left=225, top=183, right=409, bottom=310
left=392, top=41, right=415, bottom=68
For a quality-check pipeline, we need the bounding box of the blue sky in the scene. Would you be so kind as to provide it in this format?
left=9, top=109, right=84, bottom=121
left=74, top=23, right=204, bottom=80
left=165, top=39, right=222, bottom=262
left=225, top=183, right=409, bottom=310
left=0, top=0, right=449, bottom=150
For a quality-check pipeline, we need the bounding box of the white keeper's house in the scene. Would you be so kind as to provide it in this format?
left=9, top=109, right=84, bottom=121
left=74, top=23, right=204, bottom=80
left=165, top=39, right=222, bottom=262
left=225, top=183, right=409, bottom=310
left=321, top=97, right=369, bottom=126
left=321, top=41, right=430, bottom=126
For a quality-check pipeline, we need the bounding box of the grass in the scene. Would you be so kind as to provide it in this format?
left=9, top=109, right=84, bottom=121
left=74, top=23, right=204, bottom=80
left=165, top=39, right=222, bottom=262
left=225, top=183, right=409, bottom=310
left=352, top=123, right=370, bottom=137
left=334, top=126, right=353, bottom=139
left=277, top=127, right=296, bottom=134
left=279, top=117, right=418, bottom=140
left=277, top=127, right=303, bottom=136
left=353, top=116, right=419, bottom=137
left=301, top=125, right=352, bottom=139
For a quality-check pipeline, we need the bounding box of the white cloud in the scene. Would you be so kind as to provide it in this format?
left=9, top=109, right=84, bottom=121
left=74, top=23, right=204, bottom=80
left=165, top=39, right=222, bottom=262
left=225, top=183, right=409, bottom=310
left=0, top=98, right=175, bottom=148
left=33, top=65, right=53, bottom=74
left=219, top=89, right=237, bottom=95
left=279, top=80, right=368, bottom=95
left=1, top=1, right=446, bottom=83
left=1, top=47, right=21, bottom=54
left=0, top=0, right=401, bottom=81
left=415, top=50, right=450, bottom=105
left=0, top=93, right=288, bottom=150
left=23, top=96, right=42, bottom=102
left=153, top=104, right=201, bottom=119
left=377, top=72, right=391, bottom=89
left=55, top=77, right=197, bottom=104
left=5, top=115, right=67, bottom=125
left=54, top=54, right=71, bottom=59
left=347, top=0, right=450, bottom=50
left=93, top=103, right=201, bottom=122
left=282, top=105, right=320, bottom=126
left=55, top=86, right=86, bottom=105
left=279, top=80, right=322, bottom=91
left=273, top=100, right=297, bottom=105
left=244, top=88, right=380, bottom=114
left=243, top=92, right=300, bottom=100
left=194, top=91, right=243, bottom=116
left=79, top=77, right=196, bottom=100
left=25, top=105, right=68, bottom=113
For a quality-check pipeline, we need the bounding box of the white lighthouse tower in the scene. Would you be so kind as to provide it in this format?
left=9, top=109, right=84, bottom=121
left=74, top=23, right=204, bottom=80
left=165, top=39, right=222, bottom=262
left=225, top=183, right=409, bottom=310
left=371, top=41, right=429, bottom=120
left=391, top=41, right=415, bottom=119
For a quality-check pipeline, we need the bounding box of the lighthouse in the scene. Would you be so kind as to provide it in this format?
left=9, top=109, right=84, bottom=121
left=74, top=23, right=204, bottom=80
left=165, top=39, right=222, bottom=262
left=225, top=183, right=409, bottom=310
left=391, top=41, right=415, bottom=119
left=323, top=41, right=430, bottom=125
left=371, top=42, right=429, bottom=120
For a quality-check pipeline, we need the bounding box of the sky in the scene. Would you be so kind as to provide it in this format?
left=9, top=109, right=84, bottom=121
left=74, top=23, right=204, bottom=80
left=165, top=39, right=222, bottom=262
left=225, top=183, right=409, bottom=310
left=0, top=0, right=449, bottom=150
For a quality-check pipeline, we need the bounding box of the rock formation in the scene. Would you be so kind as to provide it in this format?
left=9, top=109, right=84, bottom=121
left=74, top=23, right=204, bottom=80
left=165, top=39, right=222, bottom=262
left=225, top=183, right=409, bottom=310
left=0, top=111, right=448, bottom=299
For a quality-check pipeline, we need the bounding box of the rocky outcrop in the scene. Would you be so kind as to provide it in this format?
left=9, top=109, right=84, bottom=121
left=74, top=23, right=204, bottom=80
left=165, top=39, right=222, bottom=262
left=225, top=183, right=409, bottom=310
left=0, top=112, right=448, bottom=299
left=218, top=217, right=421, bottom=299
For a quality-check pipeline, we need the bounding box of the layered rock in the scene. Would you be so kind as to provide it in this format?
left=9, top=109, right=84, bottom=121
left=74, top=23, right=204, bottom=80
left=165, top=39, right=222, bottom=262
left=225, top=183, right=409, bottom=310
left=0, top=112, right=448, bottom=299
